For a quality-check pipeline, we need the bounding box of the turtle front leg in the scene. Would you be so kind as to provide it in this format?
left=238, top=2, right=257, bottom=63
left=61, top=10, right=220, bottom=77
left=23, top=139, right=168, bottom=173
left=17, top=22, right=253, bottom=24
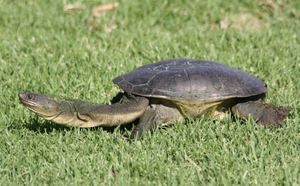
left=130, top=104, right=184, bottom=139
left=130, top=109, right=157, bottom=139
left=231, top=101, right=290, bottom=127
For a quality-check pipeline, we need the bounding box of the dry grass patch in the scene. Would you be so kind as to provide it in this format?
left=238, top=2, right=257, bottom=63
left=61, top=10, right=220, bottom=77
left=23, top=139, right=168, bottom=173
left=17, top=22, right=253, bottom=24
left=220, top=12, right=268, bottom=31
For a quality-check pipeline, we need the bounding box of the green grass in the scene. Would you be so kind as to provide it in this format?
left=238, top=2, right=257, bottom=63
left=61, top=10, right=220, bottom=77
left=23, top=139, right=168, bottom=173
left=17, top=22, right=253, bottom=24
left=0, top=0, right=299, bottom=185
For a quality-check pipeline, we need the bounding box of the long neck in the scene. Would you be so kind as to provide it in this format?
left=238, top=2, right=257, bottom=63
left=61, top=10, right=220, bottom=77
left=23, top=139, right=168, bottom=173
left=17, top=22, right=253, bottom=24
left=54, top=96, right=149, bottom=128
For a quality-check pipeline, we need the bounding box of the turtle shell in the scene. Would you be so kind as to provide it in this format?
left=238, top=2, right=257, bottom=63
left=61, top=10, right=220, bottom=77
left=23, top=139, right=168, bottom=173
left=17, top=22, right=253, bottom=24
left=113, top=59, right=267, bottom=102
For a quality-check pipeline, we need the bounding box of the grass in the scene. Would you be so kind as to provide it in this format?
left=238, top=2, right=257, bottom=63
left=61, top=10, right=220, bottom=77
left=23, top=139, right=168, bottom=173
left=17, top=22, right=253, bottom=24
left=0, top=0, right=299, bottom=185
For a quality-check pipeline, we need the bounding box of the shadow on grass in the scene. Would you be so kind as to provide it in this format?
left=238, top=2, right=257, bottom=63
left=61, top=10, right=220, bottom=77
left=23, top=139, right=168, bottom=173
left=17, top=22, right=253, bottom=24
left=13, top=116, right=137, bottom=137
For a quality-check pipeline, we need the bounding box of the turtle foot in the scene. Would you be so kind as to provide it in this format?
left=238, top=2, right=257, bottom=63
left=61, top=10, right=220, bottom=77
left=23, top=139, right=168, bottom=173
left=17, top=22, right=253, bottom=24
left=257, top=103, right=291, bottom=127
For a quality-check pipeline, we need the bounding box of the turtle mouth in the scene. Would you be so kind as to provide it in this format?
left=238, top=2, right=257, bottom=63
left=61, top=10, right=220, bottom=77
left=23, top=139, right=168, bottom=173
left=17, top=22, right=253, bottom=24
left=18, top=95, right=43, bottom=115
left=18, top=91, right=67, bottom=121
left=18, top=92, right=37, bottom=107
left=18, top=91, right=48, bottom=116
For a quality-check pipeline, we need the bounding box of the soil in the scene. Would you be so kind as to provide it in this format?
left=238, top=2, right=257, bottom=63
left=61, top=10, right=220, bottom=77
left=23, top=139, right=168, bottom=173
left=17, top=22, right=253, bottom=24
left=258, top=103, right=291, bottom=127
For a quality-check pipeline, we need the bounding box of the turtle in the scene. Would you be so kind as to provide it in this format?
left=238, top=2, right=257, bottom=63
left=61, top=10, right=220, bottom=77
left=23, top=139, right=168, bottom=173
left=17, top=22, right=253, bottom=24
left=18, top=58, right=290, bottom=139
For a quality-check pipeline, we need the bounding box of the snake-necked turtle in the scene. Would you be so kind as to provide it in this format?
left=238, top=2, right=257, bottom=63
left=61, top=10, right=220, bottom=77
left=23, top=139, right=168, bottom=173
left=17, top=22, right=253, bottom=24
left=19, top=59, right=290, bottom=138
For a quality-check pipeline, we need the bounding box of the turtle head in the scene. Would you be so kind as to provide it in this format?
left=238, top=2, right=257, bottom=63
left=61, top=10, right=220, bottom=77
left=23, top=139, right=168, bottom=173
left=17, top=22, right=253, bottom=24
left=18, top=90, right=76, bottom=125
left=18, top=90, right=150, bottom=128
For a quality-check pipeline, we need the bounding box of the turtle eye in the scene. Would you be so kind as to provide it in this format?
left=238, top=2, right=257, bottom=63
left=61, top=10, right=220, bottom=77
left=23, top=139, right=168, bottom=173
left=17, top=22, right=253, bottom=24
left=27, top=94, right=35, bottom=100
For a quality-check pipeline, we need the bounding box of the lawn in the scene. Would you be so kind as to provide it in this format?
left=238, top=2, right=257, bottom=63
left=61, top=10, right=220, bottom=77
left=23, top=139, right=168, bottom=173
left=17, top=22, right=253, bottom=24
left=0, top=0, right=299, bottom=185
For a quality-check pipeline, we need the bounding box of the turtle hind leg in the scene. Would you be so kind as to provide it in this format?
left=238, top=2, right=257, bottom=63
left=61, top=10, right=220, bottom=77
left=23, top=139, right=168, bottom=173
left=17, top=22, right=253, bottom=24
left=232, top=101, right=291, bottom=127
